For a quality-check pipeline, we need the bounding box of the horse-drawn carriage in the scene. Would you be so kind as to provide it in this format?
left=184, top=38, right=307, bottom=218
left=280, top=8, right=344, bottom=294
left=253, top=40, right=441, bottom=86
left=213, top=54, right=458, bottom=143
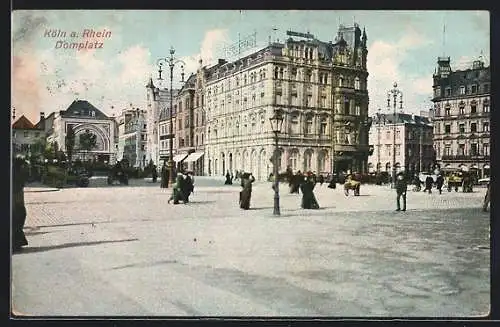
left=443, top=167, right=474, bottom=193
left=344, top=174, right=361, bottom=196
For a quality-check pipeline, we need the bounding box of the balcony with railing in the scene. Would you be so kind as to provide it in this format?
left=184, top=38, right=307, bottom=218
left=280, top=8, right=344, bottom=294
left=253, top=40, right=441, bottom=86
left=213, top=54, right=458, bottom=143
left=441, top=154, right=490, bottom=161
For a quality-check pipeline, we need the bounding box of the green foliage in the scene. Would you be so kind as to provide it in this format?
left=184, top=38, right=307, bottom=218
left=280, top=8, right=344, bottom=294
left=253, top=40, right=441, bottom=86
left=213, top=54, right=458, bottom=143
left=79, top=131, right=97, bottom=152
left=43, top=165, right=66, bottom=188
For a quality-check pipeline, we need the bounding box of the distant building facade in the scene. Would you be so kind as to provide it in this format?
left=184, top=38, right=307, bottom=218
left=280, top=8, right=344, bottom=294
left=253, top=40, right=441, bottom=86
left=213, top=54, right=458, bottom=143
left=431, top=57, right=490, bottom=178
left=116, top=106, right=148, bottom=167
left=204, top=24, right=371, bottom=180
left=368, top=112, right=434, bottom=175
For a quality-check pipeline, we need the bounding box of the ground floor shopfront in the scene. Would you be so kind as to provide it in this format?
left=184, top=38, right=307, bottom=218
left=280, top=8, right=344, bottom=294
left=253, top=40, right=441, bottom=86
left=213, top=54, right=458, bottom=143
left=204, top=145, right=369, bottom=181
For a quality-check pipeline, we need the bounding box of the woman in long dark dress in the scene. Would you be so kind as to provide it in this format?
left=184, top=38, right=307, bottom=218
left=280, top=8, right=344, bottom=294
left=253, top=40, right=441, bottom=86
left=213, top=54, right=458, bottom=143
left=239, top=173, right=255, bottom=210
left=300, top=174, right=320, bottom=209
left=12, top=156, right=28, bottom=252
left=160, top=163, right=169, bottom=188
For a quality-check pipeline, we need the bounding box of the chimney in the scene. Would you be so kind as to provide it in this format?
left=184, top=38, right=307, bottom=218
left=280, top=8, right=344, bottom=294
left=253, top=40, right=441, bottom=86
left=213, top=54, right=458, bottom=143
left=40, top=112, right=45, bottom=120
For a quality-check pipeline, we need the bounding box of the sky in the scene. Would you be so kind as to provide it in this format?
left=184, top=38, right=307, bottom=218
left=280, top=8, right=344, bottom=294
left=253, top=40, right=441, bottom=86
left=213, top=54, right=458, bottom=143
left=12, top=10, right=490, bottom=124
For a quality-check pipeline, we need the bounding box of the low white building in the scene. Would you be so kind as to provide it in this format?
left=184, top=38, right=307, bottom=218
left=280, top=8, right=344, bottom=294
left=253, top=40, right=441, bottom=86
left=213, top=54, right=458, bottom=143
left=43, top=100, right=117, bottom=164
left=12, top=114, right=45, bottom=157
left=368, top=112, right=434, bottom=175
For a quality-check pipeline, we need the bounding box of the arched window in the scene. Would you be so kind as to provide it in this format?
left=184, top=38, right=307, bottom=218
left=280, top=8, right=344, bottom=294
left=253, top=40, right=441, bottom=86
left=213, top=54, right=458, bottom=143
left=289, top=150, right=299, bottom=171
left=339, top=75, right=344, bottom=87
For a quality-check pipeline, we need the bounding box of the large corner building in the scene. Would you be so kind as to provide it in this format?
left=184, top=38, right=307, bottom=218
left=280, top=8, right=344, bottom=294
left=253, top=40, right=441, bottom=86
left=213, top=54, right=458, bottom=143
left=431, top=57, right=490, bottom=178
left=204, top=24, right=371, bottom=180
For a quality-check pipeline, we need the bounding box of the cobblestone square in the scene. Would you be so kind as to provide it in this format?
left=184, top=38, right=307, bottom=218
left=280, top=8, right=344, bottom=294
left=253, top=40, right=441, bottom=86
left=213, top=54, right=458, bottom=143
left=12, top=177, right=490, bottom=317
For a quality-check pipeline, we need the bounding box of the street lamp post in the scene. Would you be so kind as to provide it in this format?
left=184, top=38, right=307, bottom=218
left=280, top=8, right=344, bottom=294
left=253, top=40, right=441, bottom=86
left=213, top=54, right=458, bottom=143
left=387, top=82, right=403, bottom=189
left=157, top=46, right=185, bottom=186
left=269, top=110, right=284, bottom=216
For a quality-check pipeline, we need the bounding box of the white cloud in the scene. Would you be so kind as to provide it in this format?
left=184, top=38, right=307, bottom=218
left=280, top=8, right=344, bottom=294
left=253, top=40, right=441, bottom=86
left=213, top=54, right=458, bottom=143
left=367, top=28, right=435, bottom=115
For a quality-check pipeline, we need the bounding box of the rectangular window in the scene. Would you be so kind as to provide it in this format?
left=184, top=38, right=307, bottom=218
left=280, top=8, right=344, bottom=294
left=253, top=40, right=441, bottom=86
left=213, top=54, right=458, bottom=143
left=435, top=86, right=441, bottom=97
left=320, top=121, right=327, bottom=135
left=484, top=84, right=490, bottom=93
left=320, top=96, right=326, bottom=108
left=470, top=143, right=478, bottom=156
left=395, top=144, right=401, bottom=156
left=24, top=131, right=29, bottom=137
left=386, top=130, right=391, bottom=140
left=459, top=123, right=465, bottom=134
left=355, top=105, right=360, bottom=115
left=483, top=103, right=490, bottom=113
left=445, top=88, right=451, bottom=96
left=471, top=103, right=477, bottom=114
left=291, top=94, right=298, bottom=106
left=307, top=95, right=313, bottom=107
left=458, top=144, right=465, bottom=156
left=445, top=124, right=451, bottom=134
left=444, top=144, right=451, bottom=156
left=276, top=94, right=282, bottom=105
left=385, top=145, right=391, bottom=156
left=483, top=143, right=490, bottom=155
left=396, top=130, right=400, bottom=139
left=460, top=86, right=465, bottom=95
left=471, top=123, right=477, bottom=133
left=483, top=122, right=489, bottom=132
left=471, top=85, right=477, bottom=94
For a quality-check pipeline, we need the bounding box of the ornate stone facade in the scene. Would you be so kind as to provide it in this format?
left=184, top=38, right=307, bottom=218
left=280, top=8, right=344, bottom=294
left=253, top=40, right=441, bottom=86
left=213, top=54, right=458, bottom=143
left=204, top=24, right=371, bottom=180
left=44, top=100, right=117, bottom=163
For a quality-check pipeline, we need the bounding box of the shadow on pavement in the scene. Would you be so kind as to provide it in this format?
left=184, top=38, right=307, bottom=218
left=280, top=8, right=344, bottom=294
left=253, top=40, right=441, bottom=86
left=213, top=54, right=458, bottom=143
left=13, top=238, right=139, bottom=255
left=31, top=219, right=153, bottom=229
left=24, top=231, right=53, bottom=236
left=183, top=201, right=218, bottom=204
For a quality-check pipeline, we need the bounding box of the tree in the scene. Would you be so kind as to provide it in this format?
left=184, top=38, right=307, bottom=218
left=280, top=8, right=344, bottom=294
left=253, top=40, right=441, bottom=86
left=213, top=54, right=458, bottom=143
left=79, top=130, right=97, bottom=161
left=65, top=125, right=76, bottom=163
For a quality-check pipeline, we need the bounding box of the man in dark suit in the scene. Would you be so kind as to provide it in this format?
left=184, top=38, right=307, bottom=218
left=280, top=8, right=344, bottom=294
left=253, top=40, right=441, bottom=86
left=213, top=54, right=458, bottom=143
left=395, top=171, right=407, bottom=212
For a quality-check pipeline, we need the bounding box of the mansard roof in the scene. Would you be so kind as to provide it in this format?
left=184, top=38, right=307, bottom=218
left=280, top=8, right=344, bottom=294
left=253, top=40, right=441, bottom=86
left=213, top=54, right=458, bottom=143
left=61, top=100, right=111, bottom=119
left=374, top=112, right=432, bottom=126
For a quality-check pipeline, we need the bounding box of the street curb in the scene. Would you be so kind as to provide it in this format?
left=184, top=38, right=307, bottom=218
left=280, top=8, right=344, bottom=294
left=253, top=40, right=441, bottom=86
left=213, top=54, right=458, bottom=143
left=25, top=188, right=60, bottom=193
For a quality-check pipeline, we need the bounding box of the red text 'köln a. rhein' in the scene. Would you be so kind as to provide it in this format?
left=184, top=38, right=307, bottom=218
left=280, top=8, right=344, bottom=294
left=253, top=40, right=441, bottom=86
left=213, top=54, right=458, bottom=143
left=44, top=28, right=112, bottom=50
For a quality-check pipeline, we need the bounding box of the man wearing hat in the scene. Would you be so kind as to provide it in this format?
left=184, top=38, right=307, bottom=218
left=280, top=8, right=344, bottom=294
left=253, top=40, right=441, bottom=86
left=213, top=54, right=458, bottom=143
left=395, top=171, right=407, bottom=211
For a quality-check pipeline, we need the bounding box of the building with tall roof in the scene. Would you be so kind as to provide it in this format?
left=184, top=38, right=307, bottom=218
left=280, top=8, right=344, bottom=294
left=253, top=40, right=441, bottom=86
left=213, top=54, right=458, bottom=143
left=204, top=24, right=371, bottom=180
left=368, top=112, right=434, bottom=176
left=431, top=57, right=490, bottom=178
left=12, top=114, right=46, bottom=157
left=42, top=100, right=117, bottom=164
